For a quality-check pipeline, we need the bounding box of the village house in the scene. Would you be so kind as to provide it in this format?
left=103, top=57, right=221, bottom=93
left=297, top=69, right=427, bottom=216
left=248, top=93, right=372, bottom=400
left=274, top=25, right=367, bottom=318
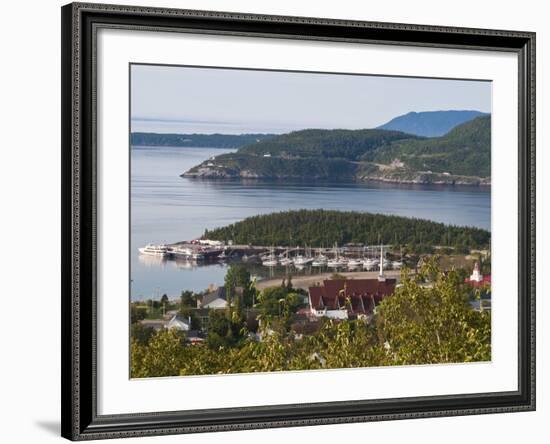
left=308, top=278, right=396, bottom=320
left=197, top=287, right=228, bottom=309
left=165, top=314, right=191, bottom=331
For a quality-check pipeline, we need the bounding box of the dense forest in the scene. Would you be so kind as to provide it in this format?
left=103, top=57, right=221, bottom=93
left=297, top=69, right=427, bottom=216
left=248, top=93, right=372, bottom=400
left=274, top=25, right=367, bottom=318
left=203, top=209, right=490, bottom=249
left=237, top=128, right=417, bottom=160
left=131, top=132, right=275, bottom=148
left=192, top=152, right=357, bottom=179
left=183, top=116, right=491, bottom=181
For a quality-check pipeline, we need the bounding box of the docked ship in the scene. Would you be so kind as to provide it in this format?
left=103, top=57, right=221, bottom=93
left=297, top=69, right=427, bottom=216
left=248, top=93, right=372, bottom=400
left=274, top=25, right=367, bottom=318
left=171, top=246, right=206, bottom=261
left=138, top=244, right=170, bottom=257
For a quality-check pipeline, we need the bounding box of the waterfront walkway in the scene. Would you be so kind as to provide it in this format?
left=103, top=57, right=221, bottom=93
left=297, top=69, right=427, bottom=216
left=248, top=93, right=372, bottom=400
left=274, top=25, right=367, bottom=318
left=255, top=269, right=403, bottom=291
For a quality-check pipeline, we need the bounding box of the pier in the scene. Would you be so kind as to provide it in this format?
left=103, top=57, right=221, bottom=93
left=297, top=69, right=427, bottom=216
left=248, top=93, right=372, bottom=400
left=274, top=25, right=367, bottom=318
left=139, top=239, right=405, bottom=271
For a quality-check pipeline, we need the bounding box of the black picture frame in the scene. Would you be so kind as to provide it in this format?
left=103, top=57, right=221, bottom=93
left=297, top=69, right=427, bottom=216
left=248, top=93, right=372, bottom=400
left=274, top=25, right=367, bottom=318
left=61, top=2, right=536, bottom=440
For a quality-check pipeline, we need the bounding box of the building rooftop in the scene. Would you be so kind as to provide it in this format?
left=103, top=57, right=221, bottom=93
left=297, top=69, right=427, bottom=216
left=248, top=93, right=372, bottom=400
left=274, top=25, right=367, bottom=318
left=308, top=278, right=396, bottom=315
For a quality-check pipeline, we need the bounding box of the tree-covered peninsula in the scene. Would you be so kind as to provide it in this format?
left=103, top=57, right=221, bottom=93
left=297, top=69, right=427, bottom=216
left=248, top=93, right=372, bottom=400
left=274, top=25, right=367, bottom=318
left=203, top=209, right=490, bottom=250
left=182, top=116, right=491, bottom=185
left=131, top=132, right=275, bottom=148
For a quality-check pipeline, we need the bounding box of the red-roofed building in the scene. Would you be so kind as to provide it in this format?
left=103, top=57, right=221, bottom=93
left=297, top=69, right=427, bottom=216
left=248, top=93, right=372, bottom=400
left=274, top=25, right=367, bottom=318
left=308, top=278, right=396, bottom=320
left=464, top=262, right=491, bottom=288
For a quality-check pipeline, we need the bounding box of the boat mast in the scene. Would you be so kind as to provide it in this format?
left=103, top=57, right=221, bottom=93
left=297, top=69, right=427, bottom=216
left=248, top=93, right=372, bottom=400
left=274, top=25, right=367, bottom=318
left=378, top=245, right=386, bottom=282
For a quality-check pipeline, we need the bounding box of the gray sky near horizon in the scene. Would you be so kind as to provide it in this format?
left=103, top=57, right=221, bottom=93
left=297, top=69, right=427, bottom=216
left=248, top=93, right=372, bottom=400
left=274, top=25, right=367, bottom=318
left=131, top=64, right=492, bottom=135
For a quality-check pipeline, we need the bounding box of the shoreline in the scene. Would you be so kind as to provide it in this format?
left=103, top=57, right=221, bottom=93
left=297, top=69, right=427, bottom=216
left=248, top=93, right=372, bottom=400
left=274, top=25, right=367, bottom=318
left=181, top=174, right=491, bottom=188
left=255, top=269, right=403, bottom=291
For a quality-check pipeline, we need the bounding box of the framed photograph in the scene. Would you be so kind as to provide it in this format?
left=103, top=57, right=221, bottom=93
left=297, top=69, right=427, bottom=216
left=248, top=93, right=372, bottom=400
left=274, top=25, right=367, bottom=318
left=61, top=2, right=535, bottom=440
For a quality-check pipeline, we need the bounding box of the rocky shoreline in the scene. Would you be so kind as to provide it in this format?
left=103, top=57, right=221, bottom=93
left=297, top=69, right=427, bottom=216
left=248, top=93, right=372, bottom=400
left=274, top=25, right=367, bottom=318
left=181, top=165, right=490, bottom=187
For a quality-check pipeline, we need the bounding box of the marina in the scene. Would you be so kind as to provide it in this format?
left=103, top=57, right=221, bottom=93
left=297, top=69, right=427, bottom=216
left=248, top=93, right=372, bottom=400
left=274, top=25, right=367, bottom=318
left=139, top=241, right=401, bottom=271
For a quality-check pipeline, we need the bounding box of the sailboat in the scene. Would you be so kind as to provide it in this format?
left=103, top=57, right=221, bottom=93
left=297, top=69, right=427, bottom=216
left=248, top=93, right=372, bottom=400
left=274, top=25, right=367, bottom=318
left=280, top=249, right=293, bottom=266
left=312, top=251, right=328, bottom=267
left=294, top=245, right=313, bottom=266
left=347, top=258, right=363, bottom=269
left=327, top=243, right=347, bottom=268
left=262, top=246, right=279, bottom=267
left=362, top=247, right=378, bottom=269
left=392, top=247, right=404, bottom=269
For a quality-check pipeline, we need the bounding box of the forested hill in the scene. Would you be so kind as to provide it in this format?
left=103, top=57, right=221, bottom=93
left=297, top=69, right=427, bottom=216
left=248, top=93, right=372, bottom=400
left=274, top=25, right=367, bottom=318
left=183, top=116, right=491, bottom=185
left=363, top=115, right=491, bottom=177
left=377, top=110, right=488, bottom=137
left=236, top=129, right=417, bottom=159
left=203, top=209, right=491, bottom=249
left=131, top=132, right=275, bottom=148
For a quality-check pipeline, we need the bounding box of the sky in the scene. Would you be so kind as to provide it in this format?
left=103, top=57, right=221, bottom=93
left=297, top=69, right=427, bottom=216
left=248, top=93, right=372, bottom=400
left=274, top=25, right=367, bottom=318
left=131, top=64, right=491, bottom=135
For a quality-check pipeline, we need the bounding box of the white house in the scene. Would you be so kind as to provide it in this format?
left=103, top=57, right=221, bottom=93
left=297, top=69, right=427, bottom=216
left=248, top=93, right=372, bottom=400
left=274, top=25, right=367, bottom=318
left=198, top=287, right=228, bottom=309
left=165, top=315, right=191, bottom=331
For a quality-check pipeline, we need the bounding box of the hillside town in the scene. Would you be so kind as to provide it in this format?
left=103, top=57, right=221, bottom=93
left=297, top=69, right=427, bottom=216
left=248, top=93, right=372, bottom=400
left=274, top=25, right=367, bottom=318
left=131, top=255, right=491, bottom=349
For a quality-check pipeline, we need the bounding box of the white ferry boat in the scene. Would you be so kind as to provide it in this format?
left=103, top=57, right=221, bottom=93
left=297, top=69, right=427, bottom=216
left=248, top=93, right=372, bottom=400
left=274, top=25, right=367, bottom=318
left=172, top=246, right=205, bottom=261
left=138, top=244, right=170, bottom=257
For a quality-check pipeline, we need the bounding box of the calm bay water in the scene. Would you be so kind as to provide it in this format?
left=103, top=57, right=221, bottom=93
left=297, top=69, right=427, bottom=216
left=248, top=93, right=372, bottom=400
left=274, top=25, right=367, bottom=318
left=130, top=146, right=491, bottom=300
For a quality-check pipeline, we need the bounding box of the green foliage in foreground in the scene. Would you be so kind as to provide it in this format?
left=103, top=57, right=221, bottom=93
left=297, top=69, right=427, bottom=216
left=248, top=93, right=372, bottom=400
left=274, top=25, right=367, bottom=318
left=204, top=209, right=490, bottom=249
left=130, top=261, right=491, bottom=377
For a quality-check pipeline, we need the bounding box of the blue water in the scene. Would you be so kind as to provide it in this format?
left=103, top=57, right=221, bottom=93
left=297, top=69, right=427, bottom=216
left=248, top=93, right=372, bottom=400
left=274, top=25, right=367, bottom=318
left=130, top=146, right=490, bottom=300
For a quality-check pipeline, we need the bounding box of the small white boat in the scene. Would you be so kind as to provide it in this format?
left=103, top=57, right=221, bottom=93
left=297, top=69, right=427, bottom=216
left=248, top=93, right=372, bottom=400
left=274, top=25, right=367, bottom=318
left=139, top=244, right=169, bottom=257
left=311, top=255, right=328, bottom=267
left=392, top=260, right=403, bottom=269
left=363, top=258, right=378, bottom=269
left=327, top=259, right=347, bottom=268
left=262, top=257, right=279, bottom=267
left=262, top=247, right=279, bottom=266
left=327, top=243, right=346, bottom=267
left=347, top=259, right=363, bottom=268
left=279, top=257, right=293, bottom=266
left=294, top=255, right=313, bottom=266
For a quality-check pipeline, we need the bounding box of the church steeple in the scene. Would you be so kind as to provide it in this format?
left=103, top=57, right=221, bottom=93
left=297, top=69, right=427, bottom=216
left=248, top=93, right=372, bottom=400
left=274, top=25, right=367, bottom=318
left=378, top=245, right=386, bottom=282
left=470, top=261, right=483, bottom=282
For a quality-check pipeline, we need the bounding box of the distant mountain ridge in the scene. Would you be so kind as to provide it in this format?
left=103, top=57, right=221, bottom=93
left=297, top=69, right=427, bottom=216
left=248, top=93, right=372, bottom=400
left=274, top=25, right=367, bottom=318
left=377, top=110, right=489, bottom=137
